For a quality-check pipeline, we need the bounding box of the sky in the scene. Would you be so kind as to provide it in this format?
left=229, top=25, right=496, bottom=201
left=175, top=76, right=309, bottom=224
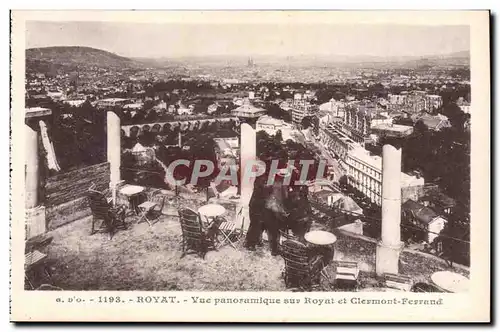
left=25, top=21, right=470, bottom=59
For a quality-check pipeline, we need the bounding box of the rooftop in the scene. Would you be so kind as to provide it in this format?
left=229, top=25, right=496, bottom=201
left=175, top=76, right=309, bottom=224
left=25, top=107, right=52, bottom=118
left=371, top=123, right=414, bottom=133
left=402, top=199, right=440, bottom=225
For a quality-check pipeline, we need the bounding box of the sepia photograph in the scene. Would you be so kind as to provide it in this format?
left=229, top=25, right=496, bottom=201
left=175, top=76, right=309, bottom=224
left=10, top=10, right=490, bottom=322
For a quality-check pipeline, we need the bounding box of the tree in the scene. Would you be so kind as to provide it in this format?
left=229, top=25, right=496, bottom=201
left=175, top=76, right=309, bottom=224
left=301, top=116, right=314, bottom=129
left=441, top=103, right=467, bottom=130
left=274, top=130, right=283, bottom=144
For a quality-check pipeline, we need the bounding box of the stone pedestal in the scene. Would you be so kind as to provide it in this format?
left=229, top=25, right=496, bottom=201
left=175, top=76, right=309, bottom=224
left=26, top=206, right=46, bottom=240
left=376, top=240, right=404, bottom=276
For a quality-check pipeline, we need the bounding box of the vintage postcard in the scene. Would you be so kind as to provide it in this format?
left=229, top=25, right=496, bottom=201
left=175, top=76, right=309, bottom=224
left=10, top=10, right=490, bottom=322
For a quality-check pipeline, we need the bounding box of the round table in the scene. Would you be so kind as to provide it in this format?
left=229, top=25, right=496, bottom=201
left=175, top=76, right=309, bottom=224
left=119, top=185, right=146, bottom=215
left=431, top=271, right=470, bottom=293
left=305, top=230, right=337, bottom=246
left=305, top=230, right=337, bottom=266
left=198, top=204, right=226, bottom=223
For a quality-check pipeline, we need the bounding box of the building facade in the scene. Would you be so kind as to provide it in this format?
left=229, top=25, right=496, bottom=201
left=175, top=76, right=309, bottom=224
left=345, top=146, right=425, bottom=206
left=256, top=115, right=293, bottom=140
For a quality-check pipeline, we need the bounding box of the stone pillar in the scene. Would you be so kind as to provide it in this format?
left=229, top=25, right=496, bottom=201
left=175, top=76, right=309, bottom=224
left=25, top=107, right=51, bottom=239
left=238, top=123, right=256, bottom=231
left=107, top=111, right=121, bottom=198
left=25, top=122, right=39, bottom=209
left=376, top=144, right=404, bottom=276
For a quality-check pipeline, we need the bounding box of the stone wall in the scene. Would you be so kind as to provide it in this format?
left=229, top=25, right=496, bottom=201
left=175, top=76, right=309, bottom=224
left=44, top=162, right=110, bottom=207
left=44, top=162, right=110, bottom=230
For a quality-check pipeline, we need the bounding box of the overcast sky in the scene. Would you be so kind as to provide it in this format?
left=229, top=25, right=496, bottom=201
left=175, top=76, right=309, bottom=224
left=26, top=21, right=470, bottom=58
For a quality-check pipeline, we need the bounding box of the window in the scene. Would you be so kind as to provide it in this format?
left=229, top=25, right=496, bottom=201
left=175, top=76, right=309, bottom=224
left=437, top=241, right=443, bottom=253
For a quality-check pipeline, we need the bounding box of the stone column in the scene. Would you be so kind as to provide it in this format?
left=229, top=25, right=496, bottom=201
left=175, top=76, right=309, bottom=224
left=25, top=107, right=51, bottom=239
left=238, top=123, right=256, bottom=231
left=25, top=122, right=39, bottom=209
left=376, top=144, right=404, bottom=276
left=107, top=110, right=121, bottom=201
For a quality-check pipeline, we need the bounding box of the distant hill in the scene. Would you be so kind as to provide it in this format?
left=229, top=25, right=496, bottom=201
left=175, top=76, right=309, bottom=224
left=146, top=51, right=469, bottom=69
left=26, top=46, right=146, bottom=73
left=25, top=46, right=469, bottom=75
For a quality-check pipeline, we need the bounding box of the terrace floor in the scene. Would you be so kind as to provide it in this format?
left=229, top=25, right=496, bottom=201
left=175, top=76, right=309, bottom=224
left=33, top=195, right=469, bottom=291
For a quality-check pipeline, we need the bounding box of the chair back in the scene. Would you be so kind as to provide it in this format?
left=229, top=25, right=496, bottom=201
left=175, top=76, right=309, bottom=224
left=278, top=229, right=299, bottom=252
left=411, top=282, right=441, bottom=293
left=279, top=229, right=299, bottom=242
left=87, top=189, right=112, bottom=220
left=280, top=239, right=312, bottom=288
left=152, top=195, right=166, bottom=212
left=178, top=208, right=204, bottom=241
left=384, top=273, right=413, bottom=291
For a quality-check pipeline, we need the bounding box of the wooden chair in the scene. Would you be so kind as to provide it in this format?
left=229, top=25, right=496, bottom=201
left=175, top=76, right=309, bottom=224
left=411, top=282, right=441, bottom=293
left=278, top=229, right=300, bottom=253
left=333, top=261, right=360, bottom=291
left=25, top=250, right=51, bottom=290
left=384, top=273, right=413, bottom=292
left=138, top=190, right=166, bottom=227
left=87, top=188, right=128, bottom=240
left=214, top=213, right=246, bottom=249
left=280, top=239, right=324, bottom=291
left=178, top=208, right=217, bottom=259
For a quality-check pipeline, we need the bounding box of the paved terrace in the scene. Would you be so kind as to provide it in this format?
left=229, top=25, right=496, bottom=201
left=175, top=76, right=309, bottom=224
left=35, top=192, right=468, bottom=291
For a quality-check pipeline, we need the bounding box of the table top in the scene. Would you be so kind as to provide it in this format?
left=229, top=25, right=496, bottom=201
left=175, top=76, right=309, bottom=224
left=431, top=271, right=469, bottom=293
left=120, top=185, right=145, bottom=196
left=305, top=230, right=337, bottom=245
left=198, top=204, right=226, bottom=218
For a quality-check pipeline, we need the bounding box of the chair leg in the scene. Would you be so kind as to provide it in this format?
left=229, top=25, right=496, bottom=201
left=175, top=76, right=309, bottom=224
left=25, top=273, right=34, bottom=290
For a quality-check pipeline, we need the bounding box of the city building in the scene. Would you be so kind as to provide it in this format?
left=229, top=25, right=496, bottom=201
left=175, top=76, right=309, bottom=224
left=207, top=102, right=220, bottom=114
left=64, top=99, right=86, bottom=107
left=94, top=98, right=129, bottom=110
left=345, top=145, right=425, bottom=206
left=319, top=98, right=345, bottom=119
left=388, top=93, right=407, bottom=105
left=231, top=99, right=267, bottom=120
left=420, top=192, right=457, bottom=216
left=291, top=106, right=308, bottom=127
left=456, top=97, right=471, bottom=114
left=418, top=113, right=452, bottom=131
left=370, top=123, right=414, bottom=139
left=402, top=199, right=448, bottom=243
left=426, top=94, right=444, bottom=111
left=388, top=91, right=443, bottom=113
left=46, top=90, right=65, bottom=101
left=340, top=101, right=380, bottom=145
left=256, top=115, right=293, bottom=140
left=319, top=124, right=357, bottom=170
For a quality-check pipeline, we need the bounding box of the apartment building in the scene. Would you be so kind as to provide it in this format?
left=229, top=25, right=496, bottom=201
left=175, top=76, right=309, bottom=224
left=345, top=146, right=424, bottom=206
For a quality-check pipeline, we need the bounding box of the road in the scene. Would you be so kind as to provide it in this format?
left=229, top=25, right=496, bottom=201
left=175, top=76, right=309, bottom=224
left=290, top=129, right=345, bottom=183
